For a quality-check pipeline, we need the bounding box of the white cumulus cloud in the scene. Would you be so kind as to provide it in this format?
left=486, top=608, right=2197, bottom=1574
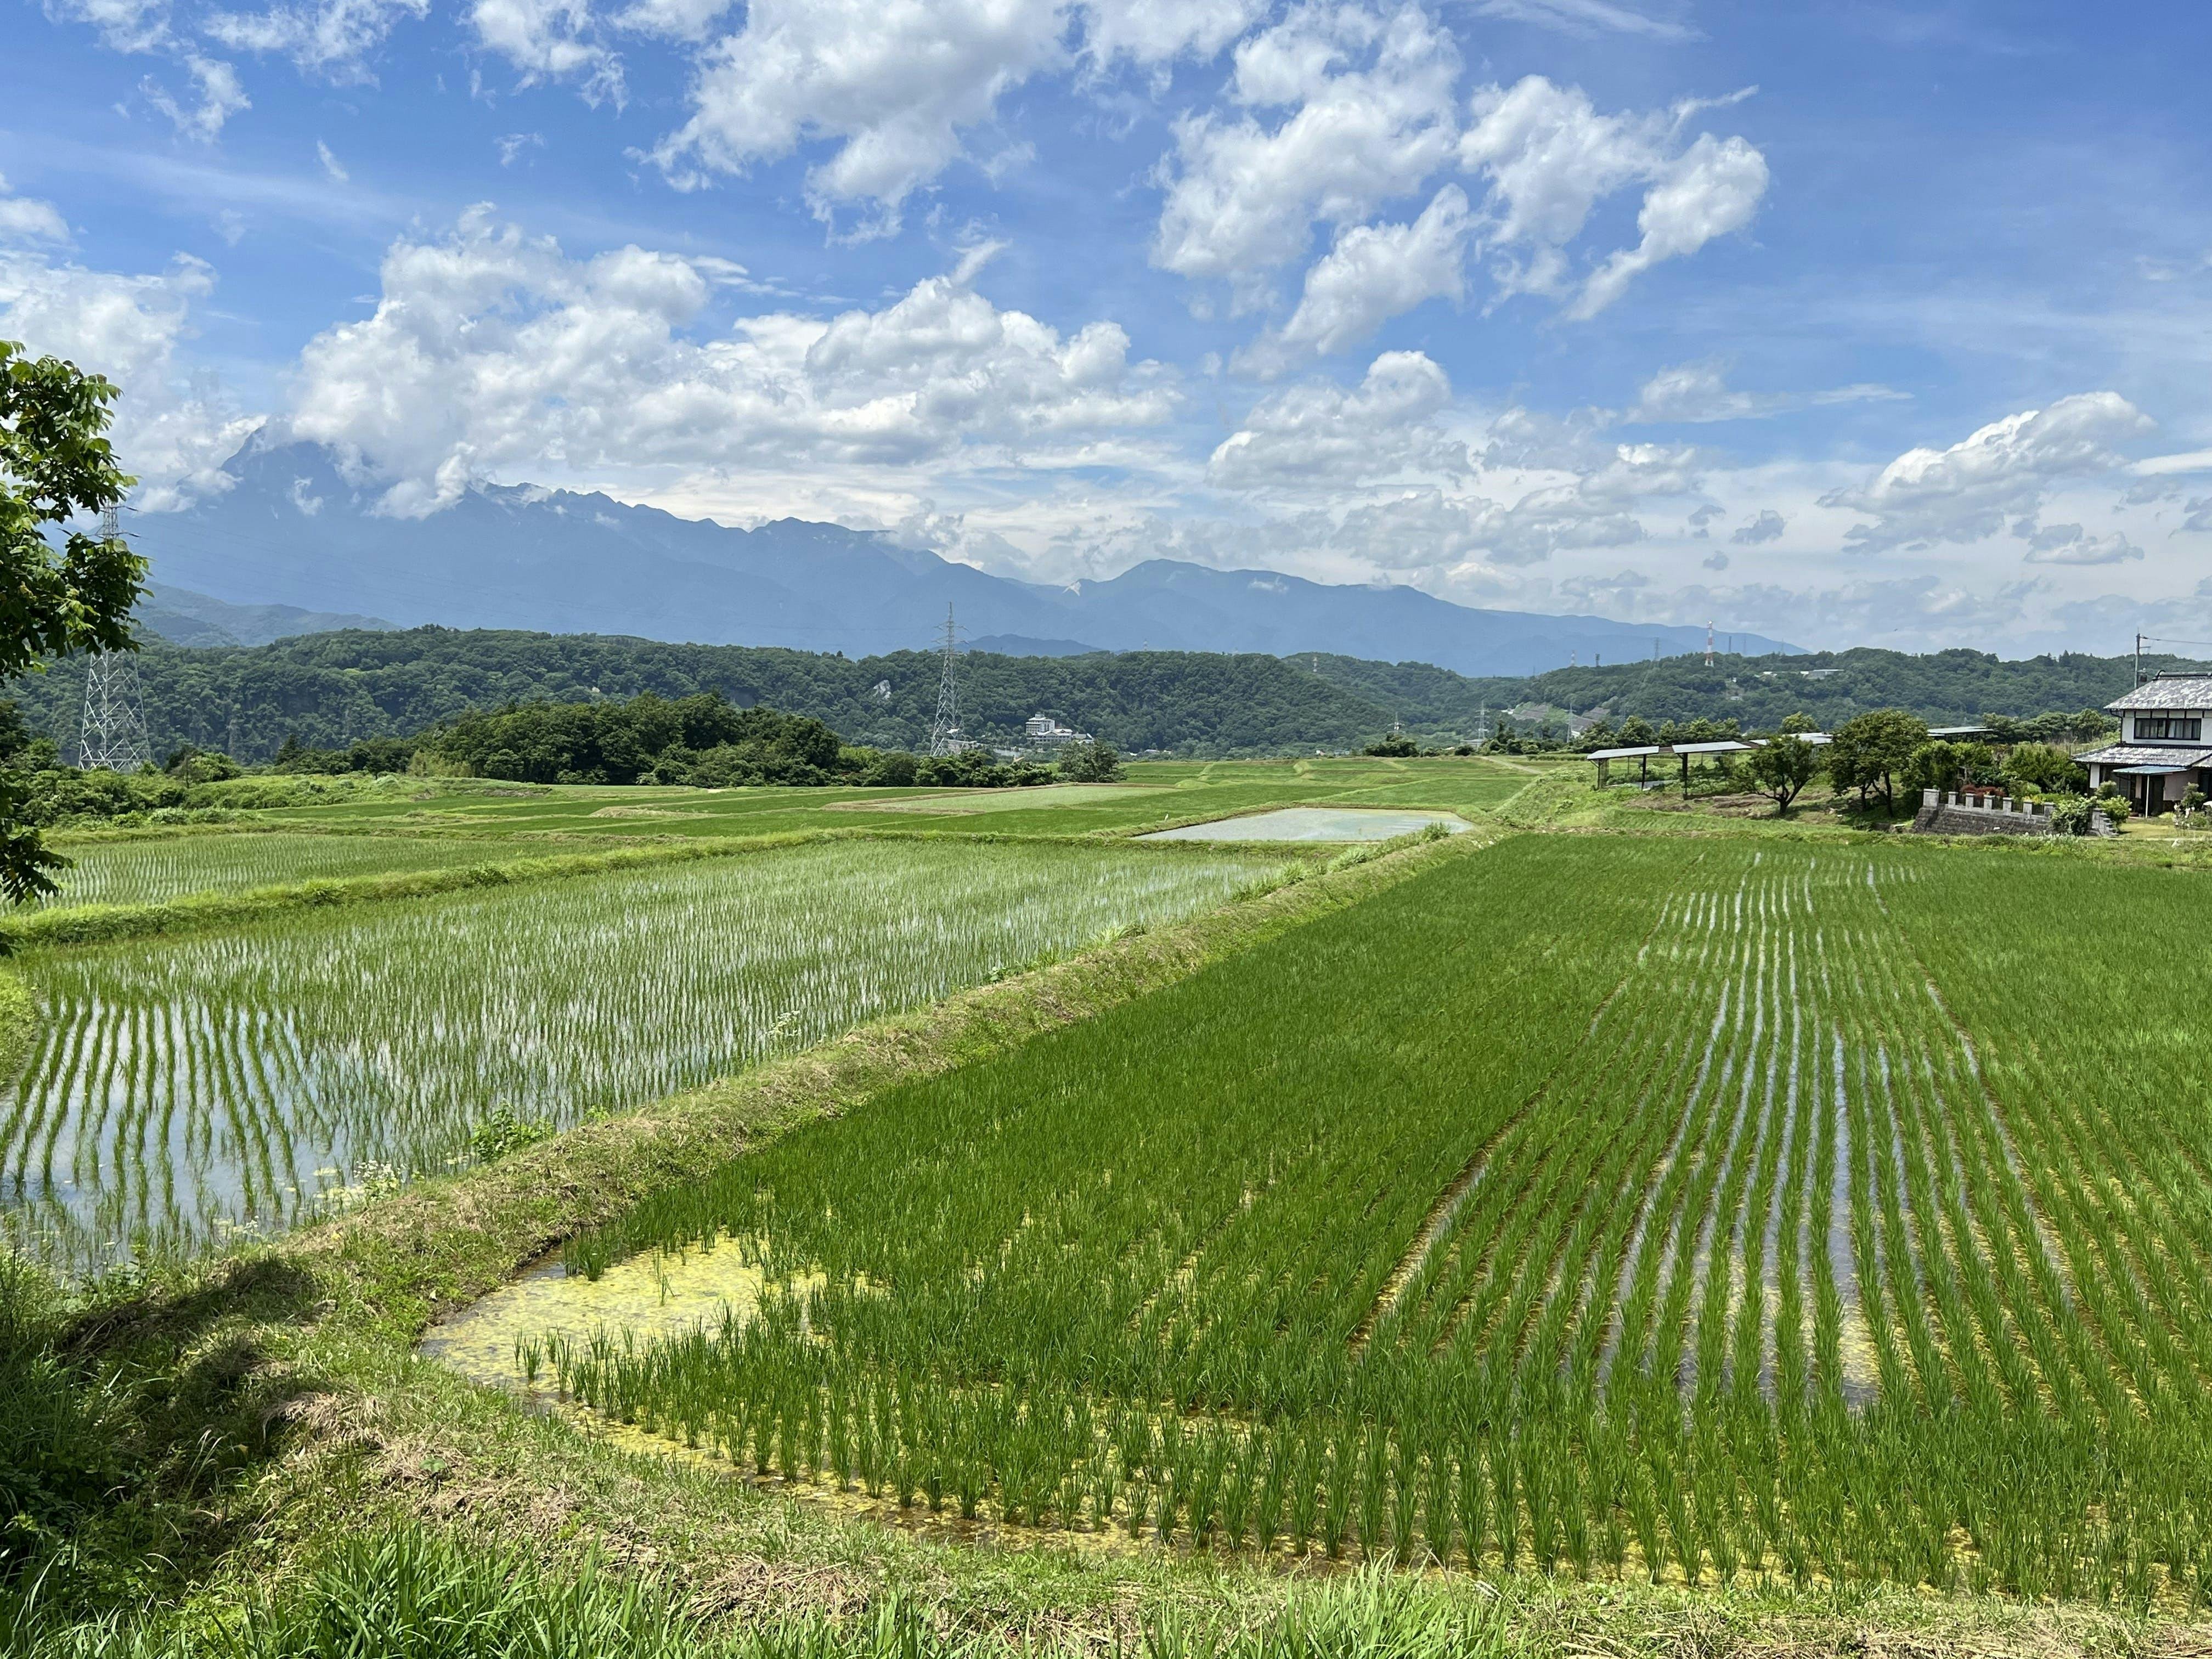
left=1628, top=358, right=1906, bottom=424
left=0, top=239, right=261, bottom=509
left=286, top=207, right=1177, bottom=515
left=2016, top=522, right=2143, bottom=566
left=1239, top=183, right=1471, bottom=371
left=1152, top=3, right=1460, bottom=301
left=650, top=0, right=1066, bottom=232
left=1207, top=349, right=1466, bottom=488
left=1821, top=392, right=2156, bottom=554
left=1459, top=76, right=1767, bottom=318
left=0, top=177, right=72, bottom=244
left=469, top=0, right=623, bottom=101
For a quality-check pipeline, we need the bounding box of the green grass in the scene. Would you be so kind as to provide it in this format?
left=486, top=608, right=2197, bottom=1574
left=549, top=836, right=2212, bottom=1604
left=0, top=840, right=1278, bottom=1271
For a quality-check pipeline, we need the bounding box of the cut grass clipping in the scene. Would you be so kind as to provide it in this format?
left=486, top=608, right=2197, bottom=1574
left=1, top=840, right=1278, bottom=1271
left=549, top=837, right=2212, bottom=1607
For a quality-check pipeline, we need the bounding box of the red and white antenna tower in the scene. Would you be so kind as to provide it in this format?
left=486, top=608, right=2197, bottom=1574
left=1703, top=620, right=1715, bottom=667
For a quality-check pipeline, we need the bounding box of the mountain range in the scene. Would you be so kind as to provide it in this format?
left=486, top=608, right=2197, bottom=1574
left=132, top=437, right=1798, bottom=678
left=138, top=583, right=397, bottom=648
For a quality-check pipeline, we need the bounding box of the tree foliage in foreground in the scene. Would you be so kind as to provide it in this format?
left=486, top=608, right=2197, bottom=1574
left=0, top=341, right=146, bottom=907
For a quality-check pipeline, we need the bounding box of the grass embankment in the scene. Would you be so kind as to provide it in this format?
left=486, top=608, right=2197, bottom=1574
left=0, top=823, right=2191, bottom=1657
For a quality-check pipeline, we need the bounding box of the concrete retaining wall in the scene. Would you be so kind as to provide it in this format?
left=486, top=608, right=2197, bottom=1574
left=1908, top=788, right=2059, bottom=837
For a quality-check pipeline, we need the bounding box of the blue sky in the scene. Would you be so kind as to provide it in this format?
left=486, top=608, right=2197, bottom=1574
left=5, top=0, right=2211, bottom=653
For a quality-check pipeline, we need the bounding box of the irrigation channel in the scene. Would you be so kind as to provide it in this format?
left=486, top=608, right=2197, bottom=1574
left=0, top=840, right=1277, bottom=1270
left=491, top=837, right=2212, bottom=1604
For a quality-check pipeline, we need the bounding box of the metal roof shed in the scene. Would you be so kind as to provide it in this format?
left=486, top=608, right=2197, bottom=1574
left=1587, top=744, right=1663, bottom=785
left=1664, top=739, right=1753, bottom=797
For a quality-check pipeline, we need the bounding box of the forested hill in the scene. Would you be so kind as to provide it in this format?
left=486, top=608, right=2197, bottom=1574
left=13, top=631, right=2188, bottom=765
left=1306, top=646, right=2187, bottom=733
left=6, top=629, right=1400, bottom=762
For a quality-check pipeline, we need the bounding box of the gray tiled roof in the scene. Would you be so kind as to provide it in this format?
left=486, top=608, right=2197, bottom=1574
left=2076, top=743, right=2212, bottom=767
left=2104, top=675, right=2212, bottom=711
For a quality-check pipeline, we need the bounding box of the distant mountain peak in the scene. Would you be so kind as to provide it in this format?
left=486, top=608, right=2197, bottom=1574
left=135, top=442, right=1800, bottom=675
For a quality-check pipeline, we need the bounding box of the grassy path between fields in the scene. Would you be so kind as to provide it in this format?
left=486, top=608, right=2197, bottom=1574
left=1, top=822, right=2188, bottom=1657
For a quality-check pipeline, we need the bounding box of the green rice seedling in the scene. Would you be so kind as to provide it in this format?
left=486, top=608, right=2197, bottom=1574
left=1124, top=1477, right=1150, bottom=1541
left=1455, top=1447, right=1488, bottom=1572
left=1221, top=1432, right=1256, bottom=1550
left=1289, top=1432, right=1321, bottom=1556
left=1487, top=1435, right=1519, bottom=1572
left=1254, top=1429, right=1286, bottom=1555
left=1321, top=1430, right=1354, bottom=1560
left=1356, top=1426, right=1387, bottom=1561
left=1089, top=1450, right=1119, bottom=1530
left=1187, top=1428, right=1226, bottom=1547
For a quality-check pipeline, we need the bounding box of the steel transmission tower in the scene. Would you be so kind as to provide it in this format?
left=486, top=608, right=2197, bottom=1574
left=926, top=605, right=965, bottom=756
left=76, top=507, right=154, bottom=773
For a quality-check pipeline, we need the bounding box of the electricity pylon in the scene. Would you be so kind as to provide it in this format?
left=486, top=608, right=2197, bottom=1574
left=76, top=507, right=154, bottom=773
left=927, top=605, right=964, bottom=757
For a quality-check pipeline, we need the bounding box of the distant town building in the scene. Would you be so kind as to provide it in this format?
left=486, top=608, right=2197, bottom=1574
left=1024, top=713, right=1091, bottom=746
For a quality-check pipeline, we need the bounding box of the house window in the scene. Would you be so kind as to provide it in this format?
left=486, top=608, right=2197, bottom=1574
left=2135, top=714, right=2203, bottom=741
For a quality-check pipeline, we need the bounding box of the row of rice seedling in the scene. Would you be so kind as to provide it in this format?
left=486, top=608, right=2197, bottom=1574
left=0, top=840, right=1272, bottom=1270
left=32, top=831, right=518, bottom=909
left=549, top=837, right=2212, bottom=1605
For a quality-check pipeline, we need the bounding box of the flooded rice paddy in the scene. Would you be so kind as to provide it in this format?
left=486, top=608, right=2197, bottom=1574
left=0, top=839, right=1272, bottom=1269
left=33, top=831, right=522, bottom=909
left=1141, top=808, right=1470, bottom=842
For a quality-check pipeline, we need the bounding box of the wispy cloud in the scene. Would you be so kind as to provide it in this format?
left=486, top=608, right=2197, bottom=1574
left=1470, top=0, right=1700, bottom=43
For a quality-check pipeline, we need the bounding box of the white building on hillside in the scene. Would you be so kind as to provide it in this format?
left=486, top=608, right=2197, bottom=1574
left=2078, top=674, right=2212, bottom=815
left=1024, top=713, right=1091, bottom=746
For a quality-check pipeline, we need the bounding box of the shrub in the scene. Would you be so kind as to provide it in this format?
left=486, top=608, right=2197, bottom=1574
left=1055, top=740, right=1124, bottom=783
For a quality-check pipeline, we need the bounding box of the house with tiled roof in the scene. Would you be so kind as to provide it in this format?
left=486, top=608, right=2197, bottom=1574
left=2076, top=673, right=2212, bottom=815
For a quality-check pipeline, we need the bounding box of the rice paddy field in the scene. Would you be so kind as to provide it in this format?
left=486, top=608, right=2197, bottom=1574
left=31, top=830, right=524, bottom=909
left=246, top=755, right=1540, bottom=842
left=542, top=836, right=2212, bottom=1605
left=0, top=839, right=1276, bottom=1268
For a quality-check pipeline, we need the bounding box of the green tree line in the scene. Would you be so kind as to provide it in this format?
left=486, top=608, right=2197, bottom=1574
left=1307, top=645, right=2191, bottom=739
left=6, top=630, right=1396, bottom=764
left=8, top=627, right=2185, bottom=769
